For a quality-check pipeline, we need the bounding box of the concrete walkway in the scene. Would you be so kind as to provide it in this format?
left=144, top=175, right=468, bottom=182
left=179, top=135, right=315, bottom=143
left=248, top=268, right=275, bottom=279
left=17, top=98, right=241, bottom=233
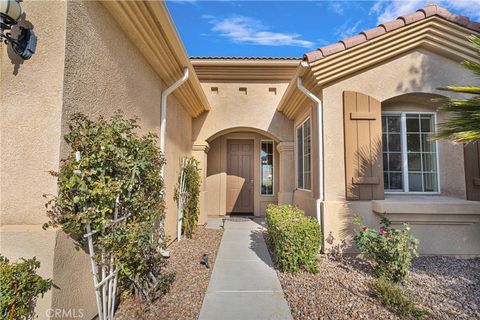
left=199, top=217, right=292, bottom=320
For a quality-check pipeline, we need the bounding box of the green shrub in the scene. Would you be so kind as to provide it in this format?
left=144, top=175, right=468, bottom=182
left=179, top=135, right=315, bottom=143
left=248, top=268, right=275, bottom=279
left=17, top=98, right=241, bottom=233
left=369, top=277, right=428, bottom=319
left=353, top=217, right=419, bottom=283
left=44, top=112, right=170, bottom=301
left=174, top=157, right=201, bottom=238
left=265, top=204, right=322, bottom=273
left=0, top=255, right=52, bottom=320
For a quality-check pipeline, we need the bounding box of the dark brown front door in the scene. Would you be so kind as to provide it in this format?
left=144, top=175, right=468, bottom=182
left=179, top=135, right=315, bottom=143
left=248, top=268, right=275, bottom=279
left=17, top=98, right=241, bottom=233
left=227, top=139, right=254, bottom=213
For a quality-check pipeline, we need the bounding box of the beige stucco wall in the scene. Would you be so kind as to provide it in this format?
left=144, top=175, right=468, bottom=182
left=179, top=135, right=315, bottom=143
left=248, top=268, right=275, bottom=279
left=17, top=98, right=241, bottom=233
left=207, top=132, right=279, bottom=216
left=0, top=1, right=87, bottom=319
left=62, top=0, right=193, bottom=243
left=1, top=0, right=67, bottom=226
left=322, top=49, right=475, bottom=203
left=291, top=101, right=318, bottom=218
left=1, top=1, right=194, bottom=319
left=322, top=198, right=480, bottom=256
left=316, top=48, right=480, bottom=255
left=194, top=80, right=294, bottom=217
left=193, top=81, right=293, bottom=143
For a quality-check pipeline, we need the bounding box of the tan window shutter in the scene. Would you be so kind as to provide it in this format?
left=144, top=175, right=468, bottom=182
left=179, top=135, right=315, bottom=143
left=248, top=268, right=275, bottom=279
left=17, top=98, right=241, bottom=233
left=464, top=142, right=480, bottom=200
left=343, top=91, right=384, bottom=200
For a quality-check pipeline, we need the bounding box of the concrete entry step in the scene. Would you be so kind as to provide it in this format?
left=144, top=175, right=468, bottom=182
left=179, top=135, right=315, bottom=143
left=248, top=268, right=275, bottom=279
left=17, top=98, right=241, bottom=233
left=199, top=217, right=292, bottom=320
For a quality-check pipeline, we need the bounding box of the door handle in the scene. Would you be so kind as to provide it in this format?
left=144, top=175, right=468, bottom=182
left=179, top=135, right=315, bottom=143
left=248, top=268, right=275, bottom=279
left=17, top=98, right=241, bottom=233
left=250, top=179, right=254, bottom=186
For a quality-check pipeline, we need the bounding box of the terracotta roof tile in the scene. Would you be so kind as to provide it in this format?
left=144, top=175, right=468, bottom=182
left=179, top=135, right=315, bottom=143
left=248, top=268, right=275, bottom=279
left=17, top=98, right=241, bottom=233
left=399, top=11, right=426, bottom=25
left=419, top=5, right=439, bottom=18
left=380, top=19, right=405, bottom=32
left=436, top=6, right=452, bottom=19
left=319, top=42, right=345, bottom=57
left=304, top=4, right=480, bottom=63
left=304, top=50, right=324, bottom=62
left=467, top=21, right=480, bottom=31
left=448, top=13, right=470, bottom=27
left=341, top=34, right=367, bottom=49
left=361, top=26, right=386, bottom=40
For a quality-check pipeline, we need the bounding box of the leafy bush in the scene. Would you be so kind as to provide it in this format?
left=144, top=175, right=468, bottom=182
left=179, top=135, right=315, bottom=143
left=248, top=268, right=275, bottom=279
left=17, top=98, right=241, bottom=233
left=100, top=219, right=175, bottom=301
left=174, top=157, right=201, bottom=238
left=369, top=277, right=428, bottom=319
left=0, top=255, right=52, bottom=320
left=353, top=217, right=419, bottom=283
left=44, top=112, right=172, bottom=301
left=265, top=204, right=322, bottom=273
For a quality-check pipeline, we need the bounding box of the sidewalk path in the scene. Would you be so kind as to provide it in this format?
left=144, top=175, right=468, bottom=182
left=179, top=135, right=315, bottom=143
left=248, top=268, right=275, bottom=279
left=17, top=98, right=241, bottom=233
left=199, top=217, right=292, bottom=320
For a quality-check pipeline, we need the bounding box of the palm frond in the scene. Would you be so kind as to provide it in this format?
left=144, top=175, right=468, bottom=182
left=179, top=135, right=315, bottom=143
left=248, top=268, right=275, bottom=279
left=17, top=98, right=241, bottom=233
left=462, top=61, right=480, bottom=77
left=438, top=86, right=480, bottom=95
left=468, top=35, right=480, bottom=49
left=432, top=35, right=480, bottom=143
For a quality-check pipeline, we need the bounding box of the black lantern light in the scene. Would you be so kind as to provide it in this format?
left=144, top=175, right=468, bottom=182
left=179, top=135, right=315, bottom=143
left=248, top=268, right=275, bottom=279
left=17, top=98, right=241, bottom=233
left=1, top=0, right=36, bottom=59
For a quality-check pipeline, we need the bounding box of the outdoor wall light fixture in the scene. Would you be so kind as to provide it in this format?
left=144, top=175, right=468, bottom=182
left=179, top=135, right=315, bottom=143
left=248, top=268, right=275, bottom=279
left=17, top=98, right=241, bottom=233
left=0, top=0, right=36, bottom=59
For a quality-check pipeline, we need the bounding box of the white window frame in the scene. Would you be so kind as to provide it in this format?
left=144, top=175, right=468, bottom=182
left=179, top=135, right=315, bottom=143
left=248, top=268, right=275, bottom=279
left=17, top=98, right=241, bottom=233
left=260, top=140, right=275, bottom=196
left=382, top=111, right=441, bottom=194
left=295, top=117, right=312, bottom=191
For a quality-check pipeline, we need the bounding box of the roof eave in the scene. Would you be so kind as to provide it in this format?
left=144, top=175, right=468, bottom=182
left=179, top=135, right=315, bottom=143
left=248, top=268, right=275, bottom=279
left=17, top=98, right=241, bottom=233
left=102, top=1, right=210, bottom=117
left=277, top=17, right=480, bottom=119
left=309, top=17, right=480, bottom=84
left=304, top=5, right=480, bottom=64
left=277, top=61, right=318, bottom=118
left=190, top=59, right=301, bottom=67
left=192, top=59, right=301, bottom=81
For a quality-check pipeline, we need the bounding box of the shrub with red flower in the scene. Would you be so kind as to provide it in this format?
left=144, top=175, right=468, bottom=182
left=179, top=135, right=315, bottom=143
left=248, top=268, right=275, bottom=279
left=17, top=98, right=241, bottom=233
left=352, top=216, right=419, bottom=283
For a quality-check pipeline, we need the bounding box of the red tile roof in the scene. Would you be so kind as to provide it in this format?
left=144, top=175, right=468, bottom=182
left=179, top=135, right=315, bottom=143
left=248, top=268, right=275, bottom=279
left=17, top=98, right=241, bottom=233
left=304, top=4, right=480, bottom=63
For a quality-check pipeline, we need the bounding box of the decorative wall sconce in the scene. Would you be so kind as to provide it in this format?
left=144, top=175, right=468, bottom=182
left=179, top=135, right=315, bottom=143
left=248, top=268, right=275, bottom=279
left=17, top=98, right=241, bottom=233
left=0, top=0, right=37, bottom=59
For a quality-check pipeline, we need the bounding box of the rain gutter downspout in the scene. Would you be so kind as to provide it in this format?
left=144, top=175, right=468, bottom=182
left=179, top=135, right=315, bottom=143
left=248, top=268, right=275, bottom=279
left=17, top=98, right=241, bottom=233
left=158, top=67, right=189, bottom=255
left=296, top=76, right=324, bottom=231
left=160, top=67, right=190, bottom=174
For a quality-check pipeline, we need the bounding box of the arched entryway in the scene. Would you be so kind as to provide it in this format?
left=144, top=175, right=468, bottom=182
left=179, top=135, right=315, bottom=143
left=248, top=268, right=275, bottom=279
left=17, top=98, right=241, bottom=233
left=202, top=127, right=293, bottom=217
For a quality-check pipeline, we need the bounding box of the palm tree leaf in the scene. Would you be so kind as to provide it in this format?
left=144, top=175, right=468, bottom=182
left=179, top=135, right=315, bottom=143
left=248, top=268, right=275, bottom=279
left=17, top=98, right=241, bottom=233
left=468, top=35, right=480, bottom=49
left=462, top=61, right=480, bottom=77
left=434, top=35, right=480, bottom=143
left=438, top=86, right=480, bottom=94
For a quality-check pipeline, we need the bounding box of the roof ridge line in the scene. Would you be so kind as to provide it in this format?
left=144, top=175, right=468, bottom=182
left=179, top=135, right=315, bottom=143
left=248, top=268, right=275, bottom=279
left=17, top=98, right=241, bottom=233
left=304, top=4, right=480, bottom=63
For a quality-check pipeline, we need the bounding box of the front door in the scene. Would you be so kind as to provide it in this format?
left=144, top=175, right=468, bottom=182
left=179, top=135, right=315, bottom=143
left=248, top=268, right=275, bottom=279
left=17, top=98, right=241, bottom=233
left=227, top=139, right=254, bottom=213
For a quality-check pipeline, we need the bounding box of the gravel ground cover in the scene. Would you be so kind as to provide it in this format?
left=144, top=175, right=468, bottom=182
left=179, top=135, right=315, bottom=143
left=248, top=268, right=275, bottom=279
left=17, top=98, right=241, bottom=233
left=278, top=255, right=480, bottom=320
left=115, top=227, right=223, bottom=320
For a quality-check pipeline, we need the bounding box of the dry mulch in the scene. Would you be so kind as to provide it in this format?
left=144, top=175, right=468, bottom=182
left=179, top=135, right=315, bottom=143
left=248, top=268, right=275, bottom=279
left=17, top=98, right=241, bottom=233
left=278, top=255, right=480, bottom=320
left=115, top=227, right=223, bottom=320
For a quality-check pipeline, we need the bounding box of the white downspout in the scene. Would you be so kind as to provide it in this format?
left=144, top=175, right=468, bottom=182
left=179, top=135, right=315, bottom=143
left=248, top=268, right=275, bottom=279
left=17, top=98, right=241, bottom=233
left=160, top=67, right=190, bottom=174
left=296, top=77, right=324, bottom=228
left=158, top=67, right=189, bottom=256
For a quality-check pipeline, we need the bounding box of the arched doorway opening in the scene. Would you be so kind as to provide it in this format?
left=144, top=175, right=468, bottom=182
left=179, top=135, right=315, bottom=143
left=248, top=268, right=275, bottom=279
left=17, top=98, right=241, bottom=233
left=206, top=127, right=282, bottom=217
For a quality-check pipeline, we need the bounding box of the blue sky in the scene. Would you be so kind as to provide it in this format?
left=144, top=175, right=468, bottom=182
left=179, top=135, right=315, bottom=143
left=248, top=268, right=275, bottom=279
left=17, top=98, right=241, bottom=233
left=166, top=0, right=480, bottom=58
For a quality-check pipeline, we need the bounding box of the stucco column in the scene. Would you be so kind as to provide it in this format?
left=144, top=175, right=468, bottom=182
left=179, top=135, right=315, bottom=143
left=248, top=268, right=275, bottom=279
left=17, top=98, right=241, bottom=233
left=192, top=141, right=210, bottom=225
left=277, top=141, right=295, bottom=205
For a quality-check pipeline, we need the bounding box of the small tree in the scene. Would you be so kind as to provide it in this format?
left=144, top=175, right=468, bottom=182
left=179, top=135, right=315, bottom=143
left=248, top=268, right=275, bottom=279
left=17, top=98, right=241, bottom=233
left=174, top=157, right=201, bottom=239
left=435, top=35, right=480, bottom=143
left=44, top=112, right=173, bottom=313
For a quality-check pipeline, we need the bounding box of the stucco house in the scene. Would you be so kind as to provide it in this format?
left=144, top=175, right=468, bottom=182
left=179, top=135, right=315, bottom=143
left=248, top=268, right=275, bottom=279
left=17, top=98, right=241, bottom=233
left=1, top=1, right=480, bottom=319
left=191, top=4, right=480, bottom=257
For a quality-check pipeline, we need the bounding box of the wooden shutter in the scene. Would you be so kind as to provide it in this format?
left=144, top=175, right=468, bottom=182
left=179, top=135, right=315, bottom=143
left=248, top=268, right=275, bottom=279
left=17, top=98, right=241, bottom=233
left=464, top=142, right=480, bottom=200
left=343, top=91, right=384, bottom=200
